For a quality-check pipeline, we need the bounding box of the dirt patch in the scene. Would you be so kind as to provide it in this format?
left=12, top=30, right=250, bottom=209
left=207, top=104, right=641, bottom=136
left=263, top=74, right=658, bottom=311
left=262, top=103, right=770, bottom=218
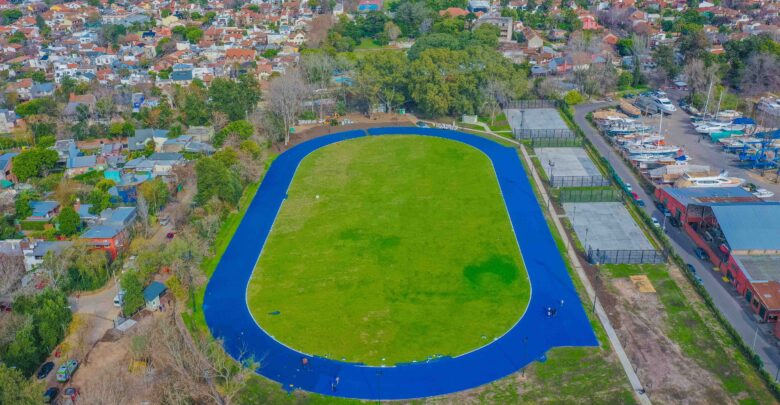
left=68, top=312, right=161, bottom=404
left=609, top=277, right=733, bottom=404
left=274, top=113, right=417, bottom=153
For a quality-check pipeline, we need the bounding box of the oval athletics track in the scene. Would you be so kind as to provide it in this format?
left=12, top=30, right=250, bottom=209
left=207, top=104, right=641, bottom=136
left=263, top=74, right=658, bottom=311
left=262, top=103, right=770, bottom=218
left=203, top=127, right=598, bottom=400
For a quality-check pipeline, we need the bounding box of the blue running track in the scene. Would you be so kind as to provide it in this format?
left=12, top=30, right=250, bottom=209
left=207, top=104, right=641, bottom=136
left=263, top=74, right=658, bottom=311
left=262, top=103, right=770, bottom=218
left=203, top=127, right=597, bottom=400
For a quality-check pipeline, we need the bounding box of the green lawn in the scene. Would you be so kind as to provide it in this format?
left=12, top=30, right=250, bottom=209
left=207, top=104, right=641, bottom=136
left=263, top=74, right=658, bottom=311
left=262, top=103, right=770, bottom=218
left=247, top=136, right=529, bottom=365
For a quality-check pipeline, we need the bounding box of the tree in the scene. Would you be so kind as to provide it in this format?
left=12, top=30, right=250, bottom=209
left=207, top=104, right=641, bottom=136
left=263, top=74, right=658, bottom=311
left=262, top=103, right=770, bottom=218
left=300, top=52, right=335, bottom=90
left=138, top=177, right=170, bottom=214
left=0, top=364, right=37, bottom=404
left=120, top=271, right=145, bottom=316
left=356, top=51, right=409, bottom=115
left=393, top=1, right=433, bottom=37
left=57, top=206, right=81, bottom=236
left=214, top=120, right=254, bottom=147
left=266, top=70, right=309, bottom=145
left=739, top=53, right=780, bottom=96
left=652, top=44, right=679, bottom=81
left=0, top=253, right=24, bottom=294
left=0, top=9, right=22, bottom=25
left=14, top=191, right=37, bottom=219
left=12, top=148, right=59, bottom=182
left=195, top=157, right=243, bottom=206
left=616, top=38, right=634, bottom=57
left=4, top=290, right=72, bottom=376
left=683, top=58, right=718, bottom=99
left=208, top=75, right=261, bottom=121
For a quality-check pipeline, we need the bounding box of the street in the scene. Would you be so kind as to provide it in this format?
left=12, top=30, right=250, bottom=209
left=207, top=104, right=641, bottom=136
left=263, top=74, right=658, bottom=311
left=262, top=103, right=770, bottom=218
left=574, top=103, right=780, bottom=380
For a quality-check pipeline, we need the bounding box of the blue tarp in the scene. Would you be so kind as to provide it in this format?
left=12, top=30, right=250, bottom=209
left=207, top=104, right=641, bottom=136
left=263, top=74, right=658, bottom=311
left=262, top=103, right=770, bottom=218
left=732, top=117, right=756, bottom=125
left=203, top=128, right=597, bottom=400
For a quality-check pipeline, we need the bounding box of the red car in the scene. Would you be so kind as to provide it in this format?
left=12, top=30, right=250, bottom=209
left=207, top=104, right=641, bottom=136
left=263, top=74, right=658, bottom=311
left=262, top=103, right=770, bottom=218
left=166, top=232, right=175, bottom=240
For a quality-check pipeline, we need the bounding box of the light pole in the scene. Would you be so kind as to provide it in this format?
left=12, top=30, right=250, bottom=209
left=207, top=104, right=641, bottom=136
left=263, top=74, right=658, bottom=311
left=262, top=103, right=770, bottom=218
left=584, top=226, right=590, bottom=250
left=547, top=160, right=555, bottom=210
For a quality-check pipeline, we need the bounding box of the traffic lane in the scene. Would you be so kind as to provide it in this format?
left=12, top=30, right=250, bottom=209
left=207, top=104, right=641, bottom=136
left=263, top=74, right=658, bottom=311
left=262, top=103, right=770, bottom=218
left=664, top=217, right=780, bottom=375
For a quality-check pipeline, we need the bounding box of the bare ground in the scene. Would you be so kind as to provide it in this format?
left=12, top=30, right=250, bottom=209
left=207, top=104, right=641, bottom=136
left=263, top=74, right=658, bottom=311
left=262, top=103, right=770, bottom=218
left=68, top=311, right=161, bottom=404
left=607, top=276, right=732, bottom=404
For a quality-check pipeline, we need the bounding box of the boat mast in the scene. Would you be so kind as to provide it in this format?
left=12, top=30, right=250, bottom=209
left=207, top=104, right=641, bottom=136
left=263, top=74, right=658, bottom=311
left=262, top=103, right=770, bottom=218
left=715, top=90, right=724, bottom=120
left=703, top=81, right=713, bottom=118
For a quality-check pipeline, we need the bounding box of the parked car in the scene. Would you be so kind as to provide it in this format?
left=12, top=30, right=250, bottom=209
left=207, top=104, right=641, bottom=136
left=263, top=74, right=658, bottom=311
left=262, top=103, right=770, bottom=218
left=37, top=361, right=54, bottom=380
left=0, top=302, right=11, bottom=312
left=651, top=217, right=661, bottom=228
left=694, top=274, right=703, bottom=284
left=43, top=387, right=59, bottom=404
left=166, top=232, right=175, bottom=240
left=669, top=217, right=681, bottom=228
left=719, top=243, right=730, bottom=255
left=56, top=360, right=78, bottom=383
left=416, top=121, right=429, bottom=128
left=686, top=264, right=697, bottom=274
left=113, top=290, right=125, bottom=308
left=64, top=387, right=79, bottom=401
left=693, top=247, right=708, bottom=260
left=624, top=183, right=633, bottom=192
left=654, top=202, right=671, bottom=216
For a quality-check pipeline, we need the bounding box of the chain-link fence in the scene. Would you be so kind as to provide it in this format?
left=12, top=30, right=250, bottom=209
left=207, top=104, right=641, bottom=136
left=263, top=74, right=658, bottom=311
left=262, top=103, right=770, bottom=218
left=587, top=248, right=666, bottom=264
left=514, top=128, right=576, bottom=139
left=504, top=100, right=561, bottom=109
left=550, top=175, right=611, bottom=188
left=558, top=187, right=621, bottom=203
left=531, top=137, right=583, bottom=147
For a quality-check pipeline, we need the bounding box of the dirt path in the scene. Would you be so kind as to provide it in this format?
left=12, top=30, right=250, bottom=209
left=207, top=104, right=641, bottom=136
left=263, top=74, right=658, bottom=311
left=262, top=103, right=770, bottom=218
left=608, top=277, right=733, bottom=404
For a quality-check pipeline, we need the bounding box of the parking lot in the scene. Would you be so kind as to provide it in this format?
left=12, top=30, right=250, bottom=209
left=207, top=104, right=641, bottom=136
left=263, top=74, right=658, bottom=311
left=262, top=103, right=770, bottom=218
left=644, top=90, right=780, bottom=199
left=535, top=147, right=604, bottom=179
left=563, top=202, right=655, bottom=251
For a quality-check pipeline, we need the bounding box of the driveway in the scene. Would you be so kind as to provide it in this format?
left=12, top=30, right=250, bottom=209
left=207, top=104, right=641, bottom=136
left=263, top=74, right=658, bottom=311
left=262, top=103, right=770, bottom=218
left=574, top=103, right=780, bottom=379
left=68, top=284, right=121, bottom=344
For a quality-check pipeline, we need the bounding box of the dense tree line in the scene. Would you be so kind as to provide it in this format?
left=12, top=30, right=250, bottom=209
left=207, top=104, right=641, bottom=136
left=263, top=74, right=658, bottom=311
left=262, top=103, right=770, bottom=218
left=354, top=25, right=528, bottom=117
left=0, top=290, right=72, bottom=376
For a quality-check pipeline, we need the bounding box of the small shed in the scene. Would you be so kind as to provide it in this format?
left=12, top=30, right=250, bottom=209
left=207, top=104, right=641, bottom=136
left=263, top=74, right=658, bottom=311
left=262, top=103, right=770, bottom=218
left=143, top=281, right=167, bottom=311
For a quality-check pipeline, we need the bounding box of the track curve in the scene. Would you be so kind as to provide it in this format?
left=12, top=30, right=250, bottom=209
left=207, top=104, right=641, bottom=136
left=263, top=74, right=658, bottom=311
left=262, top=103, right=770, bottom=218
left=203, top=127, right=597, bottom=400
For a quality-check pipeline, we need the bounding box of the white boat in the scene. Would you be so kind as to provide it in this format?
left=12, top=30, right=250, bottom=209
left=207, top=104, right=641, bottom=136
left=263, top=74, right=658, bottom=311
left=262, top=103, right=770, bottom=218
left=753, top=189, right=775, bottom=199
left=626, top=145, right=681, bottom=158
left=675, top=171, right=745, bottom=188
left=694, top=122, right=729, bottom=134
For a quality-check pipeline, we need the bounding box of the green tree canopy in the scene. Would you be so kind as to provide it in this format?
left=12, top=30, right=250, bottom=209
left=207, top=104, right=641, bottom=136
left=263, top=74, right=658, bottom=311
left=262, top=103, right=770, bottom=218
left=57, top=206, right=81, bottom=236
left=214, top=120, right=255, bottom=147
left=120, top=271, right=145, bottom=316
left=12, top=148, right=59, bottom=182
left=208, top=75, right=262, bottom=121
left=138, top=177, right=170, bottom=214
left=195, top=156, right=243, bottom=206
left=0, top=363, right=37, bottom=404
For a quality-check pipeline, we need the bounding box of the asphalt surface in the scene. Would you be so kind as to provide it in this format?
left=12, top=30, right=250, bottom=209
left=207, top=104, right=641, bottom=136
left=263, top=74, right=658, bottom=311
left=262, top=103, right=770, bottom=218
left=574, top=102, right=780, bottom=380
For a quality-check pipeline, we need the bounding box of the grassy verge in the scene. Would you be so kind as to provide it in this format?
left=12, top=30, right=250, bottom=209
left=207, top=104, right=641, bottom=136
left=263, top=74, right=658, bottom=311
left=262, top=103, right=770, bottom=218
left=182, top=179, right=262, bottom=334
left=602, top=264, right=775, bottom=404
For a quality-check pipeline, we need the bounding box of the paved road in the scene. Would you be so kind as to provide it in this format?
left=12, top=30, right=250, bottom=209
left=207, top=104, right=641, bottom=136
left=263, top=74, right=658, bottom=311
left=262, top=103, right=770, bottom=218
left=574, top=103, right=780, bottom=380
